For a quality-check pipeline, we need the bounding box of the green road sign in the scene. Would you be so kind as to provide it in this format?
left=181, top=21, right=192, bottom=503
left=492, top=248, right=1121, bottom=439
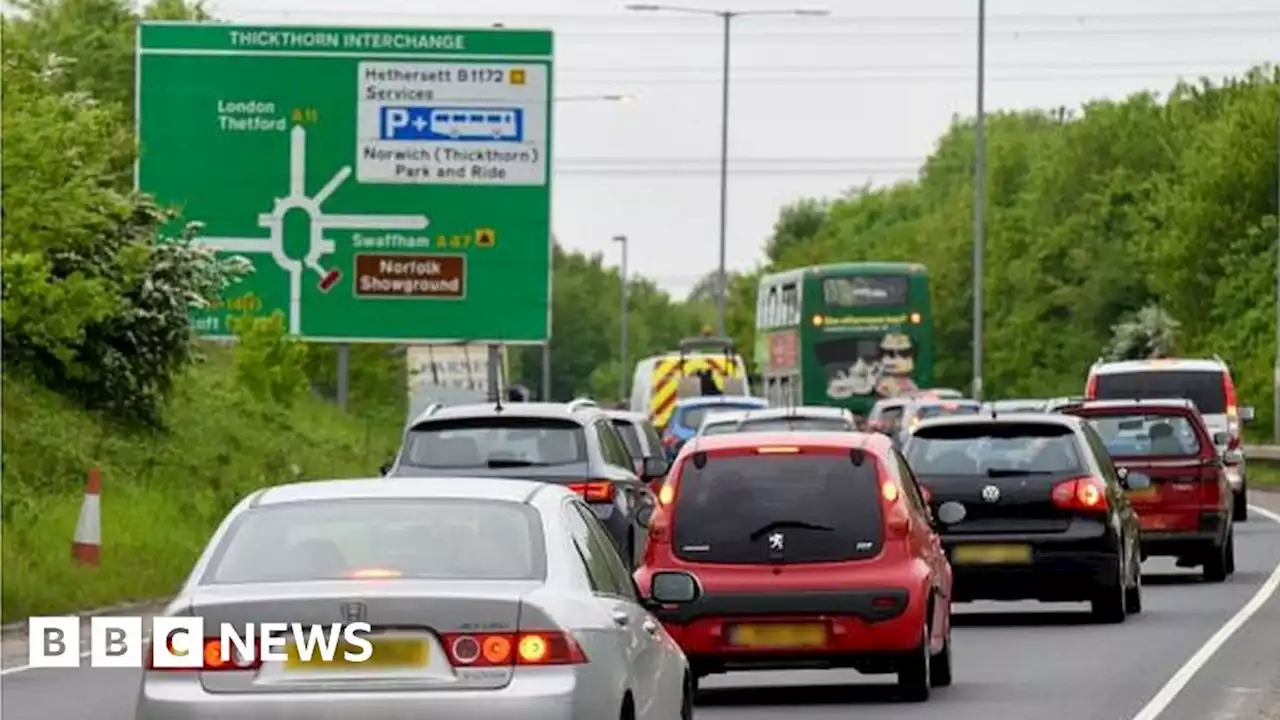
left=136, top=23, right=554, bottom=343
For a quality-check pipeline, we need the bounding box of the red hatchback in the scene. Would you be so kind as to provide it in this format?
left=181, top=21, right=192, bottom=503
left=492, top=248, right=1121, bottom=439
left=634, top=431, right=954, bottom=702
left=1060, top=399, right=1235, bottom=582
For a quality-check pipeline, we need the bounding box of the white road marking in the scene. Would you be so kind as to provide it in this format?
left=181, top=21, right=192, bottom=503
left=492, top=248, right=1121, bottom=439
left=1130, top=504, right=1280, bottom=720
left=0, top=649, right=92, bottom=676
left=1, top=633, right=151, bottom=676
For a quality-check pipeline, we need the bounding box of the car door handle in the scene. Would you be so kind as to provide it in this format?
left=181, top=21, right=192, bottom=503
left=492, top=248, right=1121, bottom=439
left=642, top=619, right=660, bottom=636
left=611, top=611, right=631, bottom=627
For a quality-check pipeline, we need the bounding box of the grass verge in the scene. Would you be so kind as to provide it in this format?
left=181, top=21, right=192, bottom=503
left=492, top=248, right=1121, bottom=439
left=1250, top=462, right=1280, bottom=490
left=1, top=349, right=402, bottom=621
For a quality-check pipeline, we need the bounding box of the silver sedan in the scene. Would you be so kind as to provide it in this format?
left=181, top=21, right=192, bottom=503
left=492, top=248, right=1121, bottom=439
left=136, top=476, right=699, bottom=720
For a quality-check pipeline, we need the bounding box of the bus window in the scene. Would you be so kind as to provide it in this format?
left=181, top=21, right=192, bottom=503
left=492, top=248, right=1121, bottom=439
left=822, top=276, right=909, bottom=307
left=781, top=283, right=799, bottom=325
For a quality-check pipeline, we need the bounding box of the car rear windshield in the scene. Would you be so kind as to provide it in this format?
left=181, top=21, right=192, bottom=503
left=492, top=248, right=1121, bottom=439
left=916, top=403, right=981, bottom=420
left=671, top=452, right=884, bottom=564
left=700, top=421, right=742, bottom=436
left=738, top=418, right=850, bottom=433
left=1094, top=370, right=1227, bottom=415
left=402, top=417, right=587, bottom=468
left=611, top=420, right=643, bottom=458
left=203, top=499, right=546, bottom=584
left=1083, top=413, right=1203, bottom=457
left=906, top=422, right=1085, bottom=476
left=678, top=404, right=761, bottom=430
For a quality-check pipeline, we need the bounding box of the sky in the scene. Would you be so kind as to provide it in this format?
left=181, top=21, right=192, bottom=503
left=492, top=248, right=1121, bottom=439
left=202, top=0, right=1278, bottom=299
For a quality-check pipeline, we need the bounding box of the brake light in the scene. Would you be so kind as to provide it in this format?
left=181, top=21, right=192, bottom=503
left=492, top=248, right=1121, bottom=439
left=658, top=482, right=676, bottom=506
left=881, top=480, right=900, bottom=503
left=1051, top=476, right=1108, bottom=512
left=756, top=446, right=799, bottom=454
left=441, top=631, right=586, bottom=666
left=1085, top=374, right=1098, bottom=399
left=1222, top=372, right=1241, bottom=446
left=568, top=481, right=614, bottom=503
left=348, top=568, right=401, bottom=579
left=146, top=636, right=263, bottom=671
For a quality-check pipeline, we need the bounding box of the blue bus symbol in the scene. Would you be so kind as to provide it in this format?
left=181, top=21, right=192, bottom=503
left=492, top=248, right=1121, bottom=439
left=379, top=106, right=524, bottom=142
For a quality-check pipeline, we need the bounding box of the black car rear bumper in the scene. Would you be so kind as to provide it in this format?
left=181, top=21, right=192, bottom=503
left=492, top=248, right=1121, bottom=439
left=943, top=521, right=1122, bottom=603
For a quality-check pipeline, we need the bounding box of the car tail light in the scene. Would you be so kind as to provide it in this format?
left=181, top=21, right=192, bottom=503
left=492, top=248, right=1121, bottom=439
left=145, top=636, right=263, bottom=672
left=881, top=480, right=900, bottom=504
left=568, top=481, right=614, bottom=503
left=1051, top=476, right=1108, bottom=512
left=441, top=631, right=587, bottom=667
left=1222, top=372, right=1241, bottom=447
left=1085, top=374, right=1098, bottom=399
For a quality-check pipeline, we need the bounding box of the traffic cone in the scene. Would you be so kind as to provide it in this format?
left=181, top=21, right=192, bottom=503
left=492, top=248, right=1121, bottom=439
left=71, top=465, right=101, bottom=567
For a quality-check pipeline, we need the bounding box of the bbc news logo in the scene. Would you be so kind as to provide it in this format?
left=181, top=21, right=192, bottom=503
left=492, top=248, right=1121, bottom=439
left=28, top=616, right=373, bottom=668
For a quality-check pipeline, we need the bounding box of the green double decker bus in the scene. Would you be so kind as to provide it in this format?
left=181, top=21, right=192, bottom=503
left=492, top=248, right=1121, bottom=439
left=753, top=262, right=936, bottom=416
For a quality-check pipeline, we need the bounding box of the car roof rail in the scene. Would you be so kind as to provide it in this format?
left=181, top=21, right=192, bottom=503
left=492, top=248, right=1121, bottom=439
left=567, top=397, right=599, bottom=410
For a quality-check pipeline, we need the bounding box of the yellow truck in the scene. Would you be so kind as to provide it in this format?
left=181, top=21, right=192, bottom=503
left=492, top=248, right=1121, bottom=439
left=627, top=336, right=751, bottom=431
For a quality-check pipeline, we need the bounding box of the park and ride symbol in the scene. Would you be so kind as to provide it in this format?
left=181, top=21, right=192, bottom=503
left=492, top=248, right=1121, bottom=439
left=194, top=125, right=430, bottom=335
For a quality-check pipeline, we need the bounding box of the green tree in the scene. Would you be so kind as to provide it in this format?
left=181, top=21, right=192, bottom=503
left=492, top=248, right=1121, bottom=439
left=2, top=48, right=249, bottom=424
left=513, top=244, right=705, bottom=401
left=753, top=66, right=1278, bottom=432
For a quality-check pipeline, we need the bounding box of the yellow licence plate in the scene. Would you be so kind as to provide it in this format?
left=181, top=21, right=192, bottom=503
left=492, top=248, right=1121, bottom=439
left=951, top=543, right=1032, bottom=565
left=729, top=623, right=827, bottom=648
left=284, top=637, right=428, bottom=671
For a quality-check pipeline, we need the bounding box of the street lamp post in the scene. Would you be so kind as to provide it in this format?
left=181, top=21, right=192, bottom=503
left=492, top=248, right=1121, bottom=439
left=615, top=235, right=630, bottom=403
left=542, top=92, right=634, bottom=401
left=624, top=3, right=829, bottom=337
left=972, top=0, right=987, bottom=402
left=1273, top=78, right=1280, bottom=442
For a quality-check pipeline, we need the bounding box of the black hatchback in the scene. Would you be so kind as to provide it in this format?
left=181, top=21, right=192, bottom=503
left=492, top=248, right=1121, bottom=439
left=902, top=413, right=1144, bottom=623
left=386, top=402, right=657, bottom=569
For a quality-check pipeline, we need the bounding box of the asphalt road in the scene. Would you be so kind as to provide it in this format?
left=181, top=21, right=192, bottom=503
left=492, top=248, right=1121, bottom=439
left=3, top=501, right=1278, bottom=720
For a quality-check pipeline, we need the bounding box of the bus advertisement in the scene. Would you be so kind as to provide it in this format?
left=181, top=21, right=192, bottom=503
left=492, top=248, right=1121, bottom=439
left=754, top=262, right=935, bottom=416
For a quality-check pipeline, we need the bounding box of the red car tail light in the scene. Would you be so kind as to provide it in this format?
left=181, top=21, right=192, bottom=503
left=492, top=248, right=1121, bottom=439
left=441, top=631, right=587, bottom=666
left=1085, top=374, right=1098, bottom=399
left=567, top=480, right=614, bottom=503
left=1051, top=476, right=1108, bottom=512
left=1222, top=371, right=1241, bottom=448
left=145, top=636, right=263, bottom=672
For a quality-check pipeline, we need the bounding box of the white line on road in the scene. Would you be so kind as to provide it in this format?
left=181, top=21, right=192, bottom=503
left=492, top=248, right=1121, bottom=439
left=1130, top=504, right=1280, bottom=720
left=0, top=650, right=92, bottom=676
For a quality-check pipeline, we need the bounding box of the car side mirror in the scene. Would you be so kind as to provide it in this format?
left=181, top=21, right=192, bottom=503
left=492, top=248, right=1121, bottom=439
left=650, top=571, right=701, bottom=604
left=1239, top=406, right=1255, bottom=423
left=1212, top=432, right=1230, bottom=446
left=1223, top=448, right=1244, bottom=466
left=642, top=457, right=669, bottom=480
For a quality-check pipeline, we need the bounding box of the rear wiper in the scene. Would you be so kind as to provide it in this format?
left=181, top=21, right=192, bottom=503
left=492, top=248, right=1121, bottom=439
left=485, top=458, right=550, bottom=468
left=985, top=468, right=1054, bottom=477
left=748, top=519, right=834, bottom=540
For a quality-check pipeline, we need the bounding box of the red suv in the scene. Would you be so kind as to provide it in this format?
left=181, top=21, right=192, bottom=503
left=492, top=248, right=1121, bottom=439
left=634, top=431, right=954, bottom=702
left=1060, top=399, right=1235, bottom=582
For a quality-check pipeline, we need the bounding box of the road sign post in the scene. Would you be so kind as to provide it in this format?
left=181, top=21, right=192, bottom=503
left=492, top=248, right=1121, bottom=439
left=136, top=23, right=554, bottom=344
